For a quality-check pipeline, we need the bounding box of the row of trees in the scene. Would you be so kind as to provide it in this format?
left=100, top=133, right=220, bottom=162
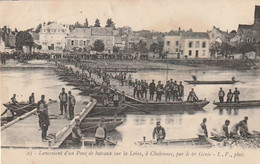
left=210, top=42, right=256, bottom=57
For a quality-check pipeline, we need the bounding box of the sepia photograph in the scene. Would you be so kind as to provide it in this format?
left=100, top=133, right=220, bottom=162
left=0, top=0, right=260, bottom=163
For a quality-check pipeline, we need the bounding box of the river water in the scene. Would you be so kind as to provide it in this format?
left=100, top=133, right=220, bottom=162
left=1, top=60, right=260, bottom=147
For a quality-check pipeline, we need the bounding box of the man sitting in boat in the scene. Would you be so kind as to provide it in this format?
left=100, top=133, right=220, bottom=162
left=94, top=119, right=107, bottom=147
left=187, top=88, right=198, bottom=102
left=11, top=94, right=18, bottom=105
left=230, top=122, right=243, bottom=139
left=232, top=77, right=236, bottom=81
left=226, top=89, right=233, bottom=103
left=192, top=75, right=197, bottom=81
left=239, top=117, right=250, bottom=138
left=72, top=116, right=83, bottom=148
left=197, top=118, right=208, bottom=142
left=152, top=121, right=166, bottom=144
left=29, top=93, right=35, bottom=104
left=233, top=88, right=240, bottom=103
left=219, top=120, right=230, bottom=139
left=112, top=89, right=120, bottom=107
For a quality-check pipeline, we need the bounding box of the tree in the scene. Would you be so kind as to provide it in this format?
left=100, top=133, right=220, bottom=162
left=220, top=42, right=235, bottom=56
left=149, top=43, right=158, bottom=53
left=92, top=40, right=105, bottom=52
left=157, top=41, right=164, bottom=55
left=113, top=45, right=120, bottom=53
left=136, top=40, right=148, bottom=53
left=15, top=31, right=34, bottom=52
left=236, top=42, right=255, bottom=57
left=84, top=18, right=89, bottom=27
left=35, top=23, right=42, bottom=33
left=210, top=42, right=221, bottom=56
left=94, top=19, right=101, bottom=27
left=106, top=18, right=115, bottom=28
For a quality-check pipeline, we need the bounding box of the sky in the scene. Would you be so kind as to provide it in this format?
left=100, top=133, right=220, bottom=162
left=0, top=0, right=259, bottom=32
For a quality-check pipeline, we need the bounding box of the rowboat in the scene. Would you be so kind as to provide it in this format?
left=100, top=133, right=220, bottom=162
left=213, top=100, right=260, bottom=107
left=61, top=137, right=117, bottom=149
left=135, top=137, right=214, bottom=148
left=3, top=102, right=37, bottom=115
left=80, top=116, right=124, bottom=131
left=88, top=105, right=127, bottom=116
left=128, top=100, right=209, bottom=111
left=89, top=94, right=103, bottom=102
left=184, top=80, right=239, bottom=85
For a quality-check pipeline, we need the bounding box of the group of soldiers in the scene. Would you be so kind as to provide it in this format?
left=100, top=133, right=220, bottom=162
left=152, top=116, right=250, bottom=145
left=197, top=116, right=251, bottom=143
left=218, top=87, right=240, bottom=103
left=132, top=79, right=185, bottom=102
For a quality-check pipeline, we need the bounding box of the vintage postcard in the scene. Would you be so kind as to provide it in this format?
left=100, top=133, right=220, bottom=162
left=0, top=0, right=260, bottom=163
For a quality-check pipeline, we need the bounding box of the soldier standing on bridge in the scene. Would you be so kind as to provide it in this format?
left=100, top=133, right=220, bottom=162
left=68, top=91, right=76, bottom=120
left=59, top=88, right=68, bottom=116
left=72, top=116, right=83, bottom=148
left=149, top=80, right=156, bottom=100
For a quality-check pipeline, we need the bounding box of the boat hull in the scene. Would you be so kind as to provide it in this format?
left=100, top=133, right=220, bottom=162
left=135, top=138, right=213, bottom=148
left=88, top=105, right=127, bottom=116
left=80, top=117, right=124, bottom=131
left=128, top=100, right=209, bottom=111
left=184, top=80, right=238, bottom=85
left=213, top=100, right=260, bottom=107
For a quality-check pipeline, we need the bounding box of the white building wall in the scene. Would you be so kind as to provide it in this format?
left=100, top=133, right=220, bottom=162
left=182, top=38, right=210, bottom=58
left=0, top=37, right=5, bottom=52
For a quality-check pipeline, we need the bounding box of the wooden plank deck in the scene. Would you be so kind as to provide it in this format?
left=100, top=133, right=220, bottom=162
left=1, top=100, right=96, bottom=148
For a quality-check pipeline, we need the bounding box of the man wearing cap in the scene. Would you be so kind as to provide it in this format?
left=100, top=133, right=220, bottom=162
left=218, top=87, right=225, bottom=103
left=29, top=93, right=35, bottom=104
left=37, top=95, right=48, bottom=129
left=72, top=116, right=83, bottom=148
left=94, top=119, right=107, bottom=147
left=152, top=121, right=166, bottom=144
left=226, top=89, right=233, bottom=103
left=187, top=88, right=198, bottom=102
left=68, top=91, right=76, bottom=120
left=59, top=88, right=68, bottom=116
left=233, top=88, right=240, bottom=103
left=38, top=97, right=50, bottom=142
left=178, top=81, right=184, bottom=101
left=149, top=80, right=156, bottom=100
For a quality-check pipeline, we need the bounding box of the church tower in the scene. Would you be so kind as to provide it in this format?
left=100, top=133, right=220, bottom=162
left=254, top=5, right=260, bottom=24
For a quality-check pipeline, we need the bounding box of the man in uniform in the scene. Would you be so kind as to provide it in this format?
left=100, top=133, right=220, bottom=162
left=59, top=88, right=68, bottom=116
left=197, top=118, right=208, bottom=142
left=233, top=88, right=240, bottom=103
left=149, top=80, right=156, bottom=100
left=37, top=95, right=48, bottom=129
left=40, top=106, right=50, bottom=142
left=226, top=89, right=233, bottom=103
left=94, top=119, right=107, bottom=147
left=187, top=88, right=198, bottom=102
left=112, top=89, right=120, bottom=107
left=72, top=116, right=83, bottom=148
left=220, top=120, right=230, bottom=139
left=178, top=81, right=184, bottom=101
left=239, top=116, right=250, bottom=137
left=218, top=87, right=225, bottom=103
left=172, top=81, right=178, bottom=101
left=68, top=91, right=76, bottom=120
left=11, top=94, right=18, bottom=104
left=152, top=121, right=166, bottom=144
left=29, top=93, right=35, bottom=104
left=156, top=81, right=163, bottom=102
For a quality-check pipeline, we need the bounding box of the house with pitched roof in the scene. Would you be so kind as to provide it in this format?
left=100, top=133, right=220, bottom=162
left=0, top=29, right=5, bottom=52
left=208, top=26, right=228, bottom=44
left=65, top=28, right=91, bottom=51
left=39, top=22, right=70, bottom=53
left=181, top=32, right=210, bottom=58
left=90, top=27, right=114, bottom=51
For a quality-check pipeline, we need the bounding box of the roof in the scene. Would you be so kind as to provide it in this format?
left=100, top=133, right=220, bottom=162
left=29, top=31, right=39, bottom=41
left=91, top=27, right=113, bottom=36
left=182, top=32, right=210, bottom=39
left=67, top=28, right=91, bottom=38
left=238, top=24, right=253, bottom=36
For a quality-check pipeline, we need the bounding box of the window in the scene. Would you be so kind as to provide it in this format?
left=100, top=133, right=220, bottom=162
left=188, top=41, right=193, bottom=48
left=176, top=48, right=178, bottom=52
left=71, top=40, right=74, bottom=45
left=86, top=40, right=91, bottom=45
left=189, top=50, right=192, bottom=56
left=54, top=29, right=57, bottom=33
left=79, top=40, right=83, bottom=46
left=176, top=41, right=179, bottom=46
left=202, top=50, right=206, bottom=56
left=195, top=50, right=199, bottom=57
left=202, top=42, right=206, bottom=48
left=195, top=41, right=200, bottom=48
left=167, top=41, right=170, bottom=46
left=83, top=41, right=86, bottom=46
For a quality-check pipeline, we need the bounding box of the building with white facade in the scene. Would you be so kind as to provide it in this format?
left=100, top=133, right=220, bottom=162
left=208, top=26, right=228, bottom=44
left=39, top=22, right=69, bottom=53
left=65, top=28, right=91, bottom=51
left=0, top=29, right=5, bottom=52
left=163, top=35, right=182, bottom=58
left=181, top=32, right=210, bottom=58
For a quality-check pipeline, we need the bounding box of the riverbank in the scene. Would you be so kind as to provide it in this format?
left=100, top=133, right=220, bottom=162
left=151, top=58, right=260, bottom=70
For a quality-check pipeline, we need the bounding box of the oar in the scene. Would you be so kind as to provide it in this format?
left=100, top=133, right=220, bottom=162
left=125, top=103, right=151, bottom=114
left=105, top=138, right=117, bottom=145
